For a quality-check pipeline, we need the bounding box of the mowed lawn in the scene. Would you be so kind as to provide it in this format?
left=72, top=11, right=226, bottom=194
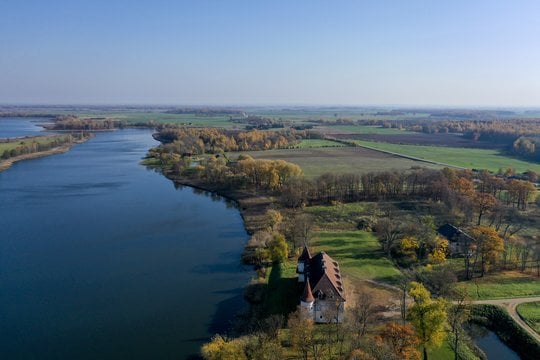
left=355, top=140, right=540, bottom=173
left=457, top=272, right=540, bottom=300
left=311, top=230, right=402, bottom=285
left=517, top=301, right=540, bottom=334
left=246, top=146, right=441, bottom=178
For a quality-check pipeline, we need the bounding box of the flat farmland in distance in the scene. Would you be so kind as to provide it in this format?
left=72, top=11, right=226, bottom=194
left=74, top=112, right=237, bottom=128
left=243, top=146, right=442, bottom=178
left=330, top=131, right=504, bottom=149
left=317, top=125, right=415, bottom=136
left=355, top=140, right=540, bottom=173
left=293, top=139, right=345, bottom=148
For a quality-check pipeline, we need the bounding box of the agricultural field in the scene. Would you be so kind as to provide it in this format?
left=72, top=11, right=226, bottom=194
left=245, top=146, right=441, bottom=178
left=329, top=131, right=504, bottom=150
left=456, top=272, right=540, bottom=300
left=355, top=140, right=540, bottom=173
left=317, top=125, right=414, bottom=136
left=517, top=301, right=540, bottom=334
left=292, top=139, right=345, bottom=148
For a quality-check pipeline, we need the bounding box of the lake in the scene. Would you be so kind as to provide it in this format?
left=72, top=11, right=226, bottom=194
left=0, top=117, right=52, bottom=138
left=0, top=124, right=251, bottom=359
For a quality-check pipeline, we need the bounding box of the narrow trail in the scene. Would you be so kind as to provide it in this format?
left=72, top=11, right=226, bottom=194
left=365, top=279, right=540, bottom=343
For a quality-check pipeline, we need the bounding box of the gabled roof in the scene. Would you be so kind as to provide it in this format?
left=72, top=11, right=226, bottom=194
left=307, top=251, right=345, bottom=301
left=437, top=223, right=474, bottom=243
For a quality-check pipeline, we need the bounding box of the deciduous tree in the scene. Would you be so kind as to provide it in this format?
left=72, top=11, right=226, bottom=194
left=407, top=282, right=447, bottom=360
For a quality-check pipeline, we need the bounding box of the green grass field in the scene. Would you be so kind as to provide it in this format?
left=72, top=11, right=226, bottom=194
left=457, top=272, right=540, bottom=300
left=246, top=146, right=441, bottom=178
left=311, top=230, right=402, bottom=285
left=355, top=140, right=540, bottom=173
left=516, top=301, right=540, bottom=334
left=0, top=135, right=69, bottom=153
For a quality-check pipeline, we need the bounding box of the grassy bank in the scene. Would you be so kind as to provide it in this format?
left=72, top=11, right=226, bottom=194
left=517, top=302, right=540, bottom=335
left=470, top=304, right=540, bottom=360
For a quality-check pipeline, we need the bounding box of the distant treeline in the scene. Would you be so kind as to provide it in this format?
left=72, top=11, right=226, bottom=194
left=163, top=108, right=246, bottom=116
left=154, top=127, right=303, bottom=154
left=0, top=112, right=58, bottom=118
left=1, top=133, right=90, bottom=160
left=45, top=116, right=127, bottom=130
left=231, top=115, right=285, bottom=130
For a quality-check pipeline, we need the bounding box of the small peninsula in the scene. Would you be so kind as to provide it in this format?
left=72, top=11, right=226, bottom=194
left=0, top=133, right=92, bottom=172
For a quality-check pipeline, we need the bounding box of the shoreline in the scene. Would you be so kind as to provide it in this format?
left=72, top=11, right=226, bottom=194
left=0, top=136, right=92, bottom=172
left=162, top=171, right=274, bottom=235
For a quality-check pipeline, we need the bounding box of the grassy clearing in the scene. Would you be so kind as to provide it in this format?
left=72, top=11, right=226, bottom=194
left=293, top=139, right=345, bottom=148
left=355, top=140, right=540, bottom=173
left=517, top=302, right=540, bottom=334
left=427, top=342, right=457, bottom=360
left=457, top=272, right=540, bottom=300
left=305, top=203, right=402, bottom=285
left=306, top=203, right=369, bottom=229
left=0, top=135, right=69, bottom=152
left=246, top=146, right=441, bottom=178
left=311, top=230, right=402, bottom=285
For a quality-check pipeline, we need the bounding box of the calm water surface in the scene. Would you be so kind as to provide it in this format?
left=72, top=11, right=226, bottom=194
left=0, top=127, right=250, bottom=359
left=0, top=117, right=51, bottom=138
left=467, top=323, right=520, bottom=360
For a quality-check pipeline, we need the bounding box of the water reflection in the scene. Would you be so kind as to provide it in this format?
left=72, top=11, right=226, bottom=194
left=466, top=323, right=520, bottom=360
left=0, top=128, right=251, bottom=360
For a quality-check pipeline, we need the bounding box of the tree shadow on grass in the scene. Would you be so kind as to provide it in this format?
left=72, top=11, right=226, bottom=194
left=264, top=264, right=301, bottom=317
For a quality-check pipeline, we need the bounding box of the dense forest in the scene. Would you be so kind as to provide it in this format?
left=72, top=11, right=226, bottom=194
left=46, top=116, right=127, bottom=130
left=154, top=127, right=303, bottom=154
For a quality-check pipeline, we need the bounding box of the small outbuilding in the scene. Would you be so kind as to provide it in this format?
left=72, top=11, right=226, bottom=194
left=437, top=223, right=474, bottom=255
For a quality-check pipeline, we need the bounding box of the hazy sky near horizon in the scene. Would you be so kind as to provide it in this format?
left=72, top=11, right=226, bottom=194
left=1, top=1, right=540, bottom=106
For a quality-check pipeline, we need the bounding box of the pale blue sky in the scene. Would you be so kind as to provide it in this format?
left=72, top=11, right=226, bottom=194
left=1, top=1, right=540, bottom=106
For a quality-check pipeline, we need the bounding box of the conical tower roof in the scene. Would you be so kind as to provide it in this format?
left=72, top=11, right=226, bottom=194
left=301, top=277, right=315, bottom=303
left=298, top=245, right=311, bottom=262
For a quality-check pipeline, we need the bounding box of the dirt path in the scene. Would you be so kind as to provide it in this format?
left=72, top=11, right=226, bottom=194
left=367, top=278, right=540, bottom=343
left=354, top=142, right=466, bottom=169
left=469, top=296, right=540, bottom=343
